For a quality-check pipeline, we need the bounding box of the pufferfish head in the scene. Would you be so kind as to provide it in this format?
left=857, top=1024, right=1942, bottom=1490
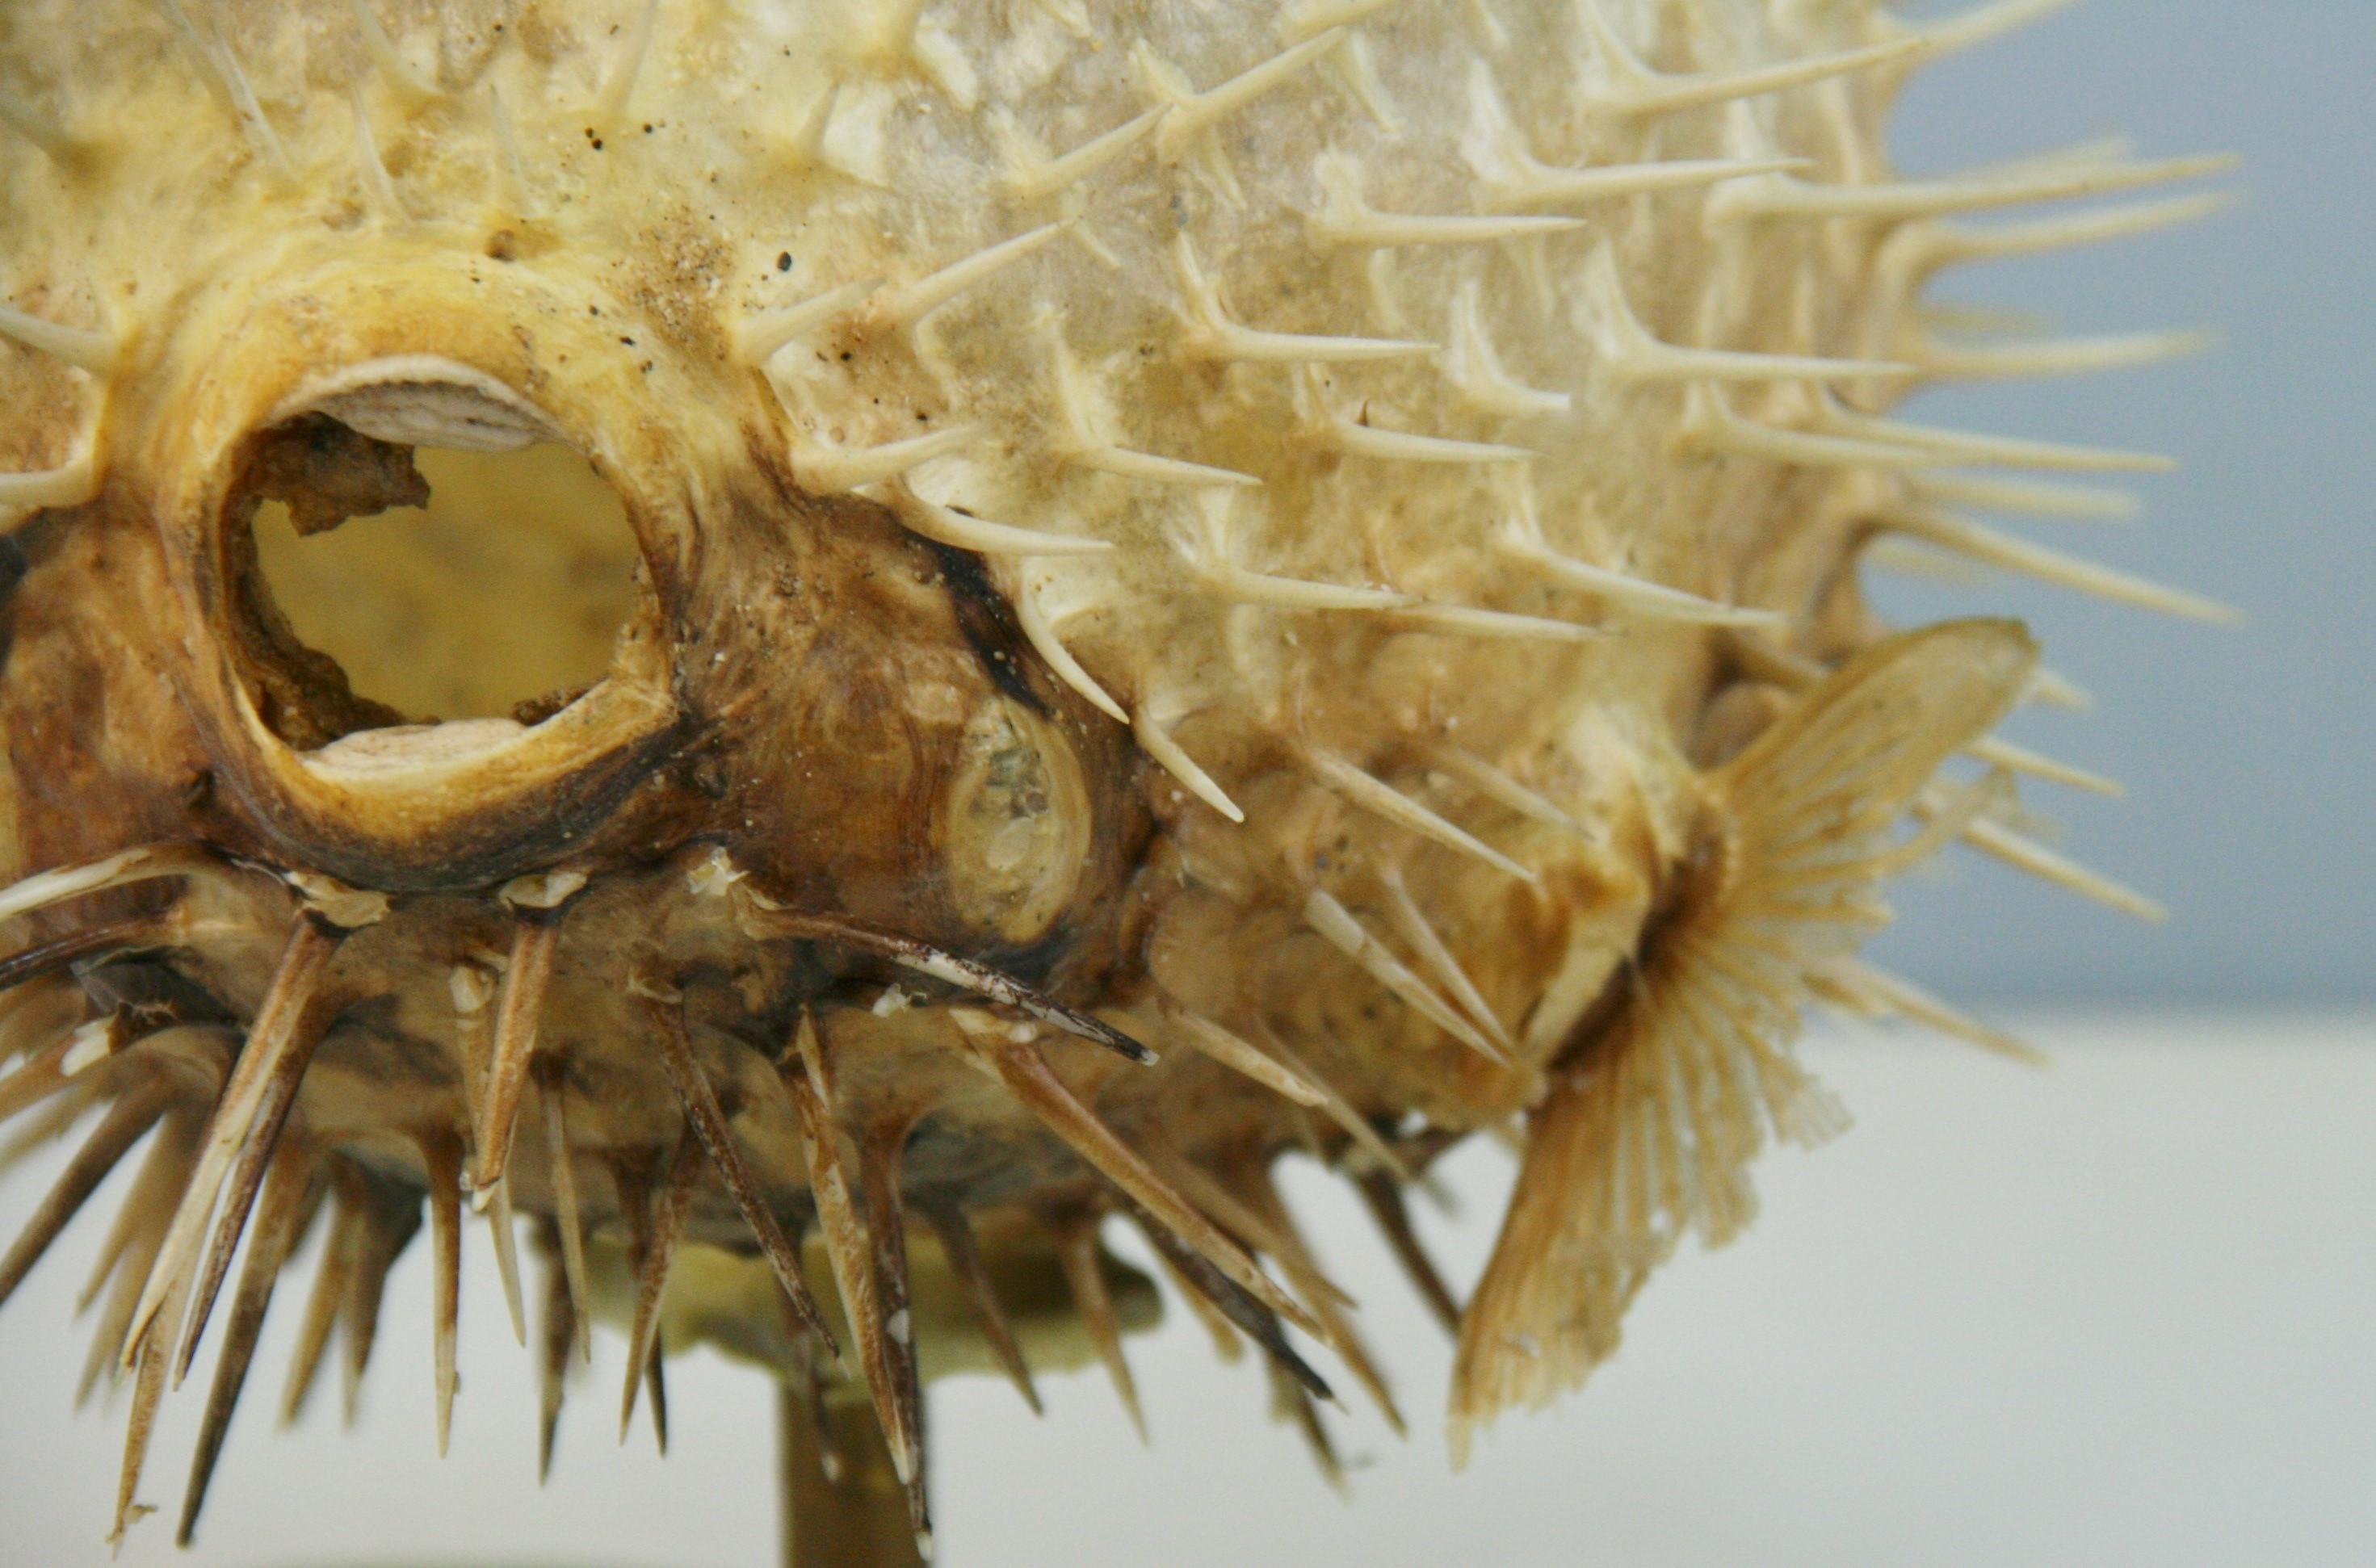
left=0, top=0, right=2229, bottom=1555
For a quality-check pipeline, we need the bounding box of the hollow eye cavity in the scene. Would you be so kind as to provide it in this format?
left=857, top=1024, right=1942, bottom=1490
left=247, top=430, right=640, bottom=734
left=160, top=325, right=689, bottom=890
left=224, top=364, right=647, bottom=748
left=935, top=698, right=1092, bottom=947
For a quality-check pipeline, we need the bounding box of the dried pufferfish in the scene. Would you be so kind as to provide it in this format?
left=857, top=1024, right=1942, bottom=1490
left=0, top=0, right=2229, bottom=1559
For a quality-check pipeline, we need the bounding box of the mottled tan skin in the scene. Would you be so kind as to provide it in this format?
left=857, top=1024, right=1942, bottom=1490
left=0, top=252, right=1173, bottom=1238
left=0, top=0, right=2208, bottom=1554
left=2, top=0, right=1727, bottom=1278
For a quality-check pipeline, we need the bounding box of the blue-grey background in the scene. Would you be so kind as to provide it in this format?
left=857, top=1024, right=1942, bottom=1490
left=1865, top=0, right=2371, bottom=1004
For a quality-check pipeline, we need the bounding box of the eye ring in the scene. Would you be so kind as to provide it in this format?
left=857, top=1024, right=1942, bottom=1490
left=131, top=251, right=728, bottom=890
left=934, top=696, right=1092, bottom=948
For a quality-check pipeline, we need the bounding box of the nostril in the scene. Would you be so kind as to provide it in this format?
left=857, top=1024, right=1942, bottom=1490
left=234, top=412, right=643, bottom=742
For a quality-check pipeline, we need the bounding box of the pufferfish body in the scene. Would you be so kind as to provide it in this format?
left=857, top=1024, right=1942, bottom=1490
left=0, top=0, right=2227, bottom=1558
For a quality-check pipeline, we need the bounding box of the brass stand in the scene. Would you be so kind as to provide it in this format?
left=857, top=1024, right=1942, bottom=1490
left=775, top=1386, right=926, bottom=1568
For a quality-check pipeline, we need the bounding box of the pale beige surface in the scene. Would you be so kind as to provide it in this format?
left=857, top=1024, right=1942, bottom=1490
left=1, top=1014, right=2366, bottom=1566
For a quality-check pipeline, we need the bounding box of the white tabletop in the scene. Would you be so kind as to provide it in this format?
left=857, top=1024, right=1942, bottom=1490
left=2, top=1014, right=2368, bottom=1566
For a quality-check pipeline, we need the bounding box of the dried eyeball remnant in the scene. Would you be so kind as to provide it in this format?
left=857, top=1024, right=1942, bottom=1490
left=0, top=0, right=2230, bottom=1558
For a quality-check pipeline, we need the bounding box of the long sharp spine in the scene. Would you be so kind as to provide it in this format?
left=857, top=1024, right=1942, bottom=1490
left=1912, top=329, right=2214, bottom=381
left=784, top=1013, right=906, bottom=1467
left=648, top=997, right=837, bottom=1349
left=340, top=1178, right=423, bottom=1428
left=617, top=1135, right=699, bottom=1444
left=1354, top=1171, right=1463, bottom=1336
left=114, top=1230, right=195, bottom=1545
left=1257, top=1031, right=1418, bottom=1183
left=1174, top=233, right=1434, bottom=364
left=1133, top=709, right=1246, bottom=824
left=534, top=1059, right=592, bottom=1361
left=859, top=1123, right=928, bottom=1536
left=1148, top=28, right=1344, bottom=161
left=890, top=480, right=1110, bottom=559
left=350, top=89, right=405, bottom=220
left=1912, top=472, right=2143, bottom=523
left=1963, top=736, right=2124, bottom=798
left=1710, top=153, right=2236, bottom=225
left=1907, top=192, right=2235, bottom=277
left=1488, top=156, right=1801, bottom=215
left=0, top=842, right=225, bottom=929
left=1878, top=505, right=2240, bottom=623
left=1047, top=333, right=1261, bottom=488
left=1312, top=158, right=1581, bottom=246
left=1375, top=863, right=1515, bottom=1054
left=876, top=222, right=1070, bottom=330
left=1121, top=1193, right=1332, bottom=1404
left=1445, top=283, right=1570, bottom=417
left=1427, top=745, right=1586, bottom=836
left=0, top=1088, right=166, bottom=1312
left=1004, top=109, right=1161, bottom=200
left=1576, top=4, right=1927, bottom=118
left=280, top=1181, right=359, bottom=1425
left=1323, top=413, right=1535, bottom=466
left=178, top=1140, right=314, bottom=1545
left=1495, top=531, right=1780, bottom=627
left=737, top=277, right=881, bottom=365
left=1822, top=957, right=2046, bottom=1067
left=1685, top=389, right=1942, bottom=472
left=798, top=424, right=982, bottom=496
left=919, top=1202, right=1040, bottom=1414
left=1816, top=396, right=2175, bottom=475
left=961, top=1034, right=1318, bottom=1335
left=1162, top=1007, right=1327, bottom=1109
left=0, top=1028, right=80, bottom=1130
left=131, top=917, right=342, bottom=1371
left=535, top=1218, right=573, bottom=1482
left=472, top=899, right=572, bottom=1205
left=1232, top=1159, right=1402, bottom=1433
left=1912, top=0, right=2082, bottom=60
left=1050, top=1211, right=1144, bottom=1439
left=83, top=1113, right=199, bottom=1410
left=1952, top=812, right=2169, bottom=921
left=423, top=1132, right=463, bottom=1455
left=1301, top=888, right=1505, bottom=1060
left=1014, top=576, right=1128, bottom=723
left=1305, top=753, right=1538, bottom=885
left=1589, top=248, right=1913, bottom=385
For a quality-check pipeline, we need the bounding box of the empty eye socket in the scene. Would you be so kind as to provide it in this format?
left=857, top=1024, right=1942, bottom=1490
left=937, top=698, right=1092, bottom=947
left=230, top=412, right=644, bottom=744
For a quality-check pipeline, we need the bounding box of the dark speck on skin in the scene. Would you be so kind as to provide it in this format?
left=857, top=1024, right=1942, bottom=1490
left=778, top=253, right=794, bottom=273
